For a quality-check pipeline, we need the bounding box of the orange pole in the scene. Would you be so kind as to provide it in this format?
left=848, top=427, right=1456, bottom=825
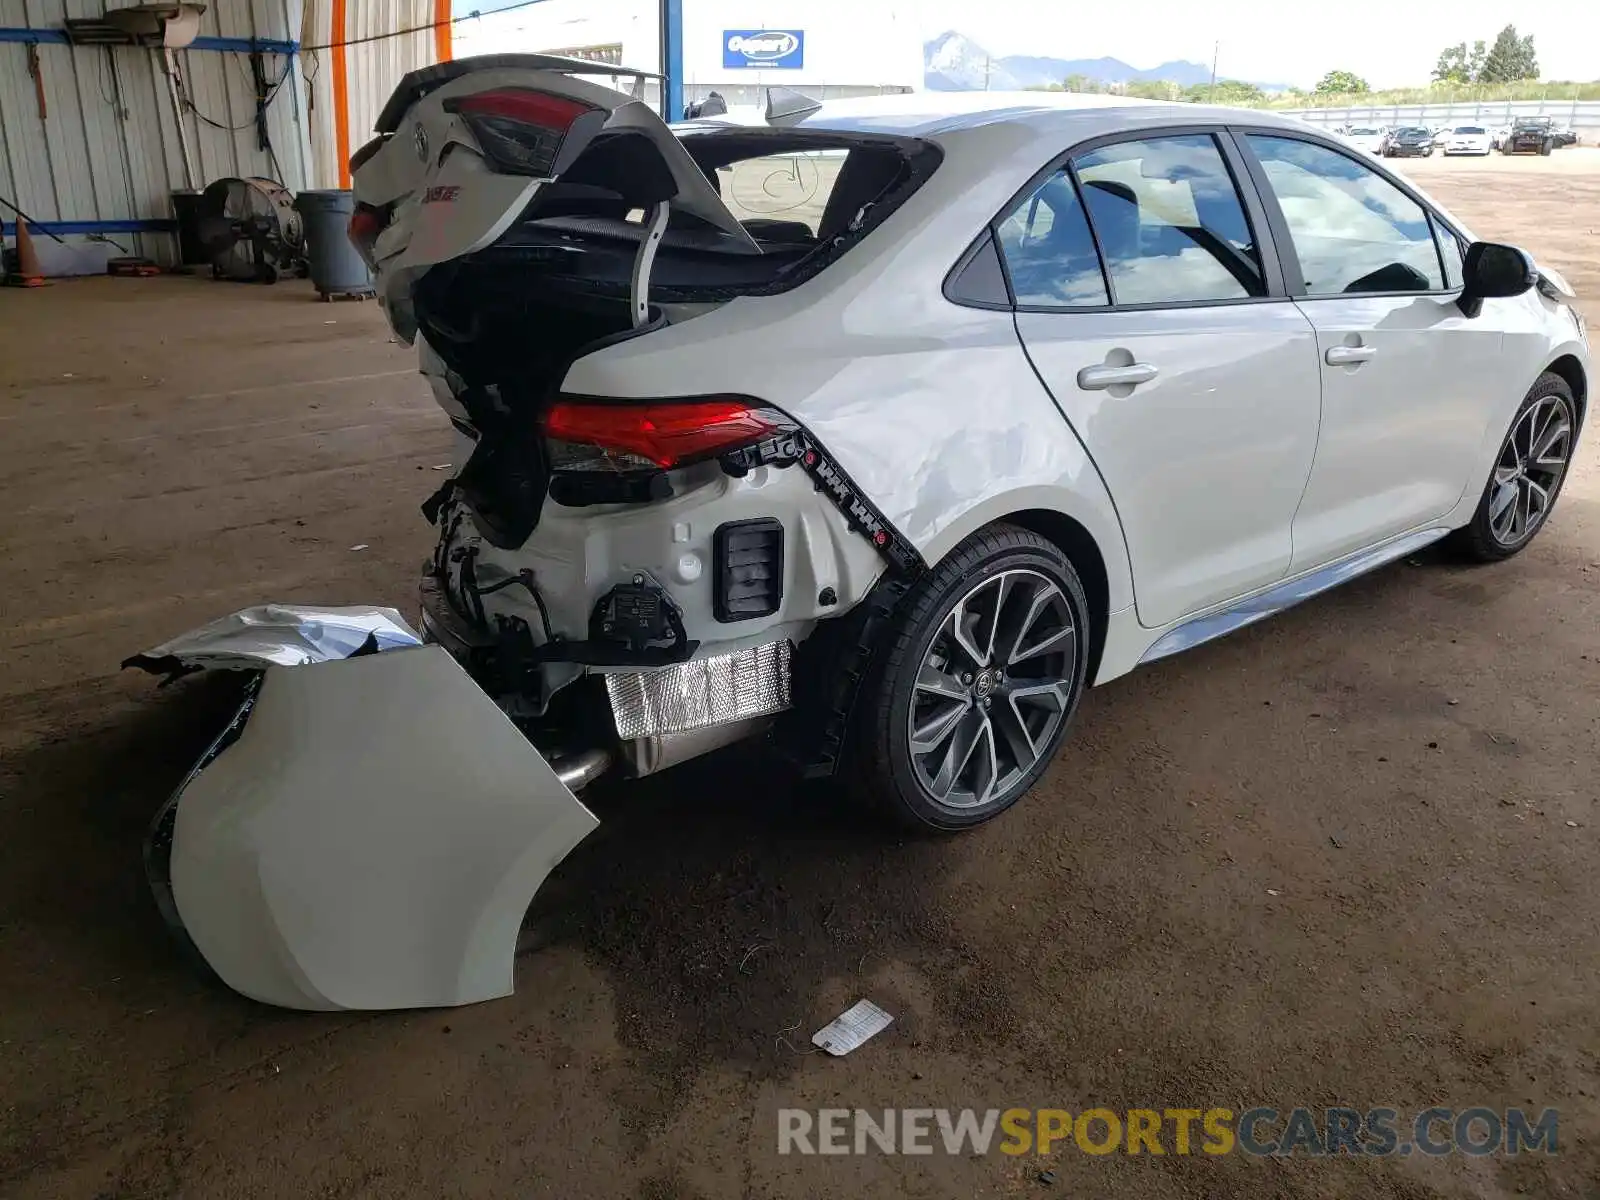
left=434, top=0, right=453, bottom=63
left=331, top=0, right=351, bottom=188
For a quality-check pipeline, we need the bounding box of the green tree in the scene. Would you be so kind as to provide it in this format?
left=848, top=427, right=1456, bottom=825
left=1125, top=79, right=1181, bottom=100
left=1433, top=40, right=1487, bottom=84
left=1183, top=79, right=1264, bottom=104
left=1061, top=73, right=1104, bottom=94
left=1478, top=24, right=1538, bottom=83
left=1314, top=69, right=1370, bottom=95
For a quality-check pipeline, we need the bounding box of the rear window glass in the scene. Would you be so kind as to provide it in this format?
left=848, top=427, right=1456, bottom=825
left=689, top=139, right=921, bottom=249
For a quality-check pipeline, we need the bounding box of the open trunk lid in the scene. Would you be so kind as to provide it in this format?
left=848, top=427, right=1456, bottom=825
left=351, top=55, right=759, bottom=343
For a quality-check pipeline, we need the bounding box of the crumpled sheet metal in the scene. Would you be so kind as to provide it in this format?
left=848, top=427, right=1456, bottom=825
left=123, top=604, right=423, bottom=677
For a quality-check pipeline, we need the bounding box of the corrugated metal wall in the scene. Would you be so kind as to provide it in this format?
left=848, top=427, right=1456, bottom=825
left=0, top=0, right=312, bottom=271
left=301, top=0, right=444, bottom=190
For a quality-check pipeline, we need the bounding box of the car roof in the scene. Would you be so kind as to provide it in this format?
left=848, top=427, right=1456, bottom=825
left=683, top=90, right=1316, bottom=142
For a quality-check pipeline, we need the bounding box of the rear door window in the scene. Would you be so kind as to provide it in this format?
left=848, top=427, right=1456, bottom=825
left=1070, top=133, right=1267, bottom=305
left=994, top=169, right=1110, bottom=307
left=1244, top=135, right=1446, bottom=295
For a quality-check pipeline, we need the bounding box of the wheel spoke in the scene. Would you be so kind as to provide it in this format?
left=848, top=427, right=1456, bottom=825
left=1489, top=480, right=1518, bottom=527
left=979, top=573, right=1014, bottom=666
left=927, top=708, right=987, bottom=800
left=945, top=598, right=989, bottom=669
left=915, top=665, right=968, bottom=703
left=1526, top=477, right=1551, bottom=521
left=971, top=717, right=1001, bottom=807
left=1532, top=419, right=1570, bottom=468
left=991, top=693, right=1038, bottom=767
left=910, top=698, right=969, bottom=757
left=1010, top=625, right=1075, bottom=666
left=1008, top=679, right=1073, bottom=712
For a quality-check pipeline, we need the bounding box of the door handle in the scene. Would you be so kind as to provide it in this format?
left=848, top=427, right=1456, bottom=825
left=1325, top=344, right=1377, bottom=366
left=1076, top=362, right=1159, bottom=390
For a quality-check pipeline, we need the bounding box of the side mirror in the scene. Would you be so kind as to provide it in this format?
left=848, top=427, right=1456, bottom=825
left=1458, top=241, right=1537, bottom=318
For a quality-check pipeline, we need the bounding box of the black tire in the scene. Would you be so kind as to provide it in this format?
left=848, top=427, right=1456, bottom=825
left=1541, top=140, right=1553, bottom=156
left=843, top=524, right=1091, bottom=832
left=1447, top=372, right=1578, bottom=563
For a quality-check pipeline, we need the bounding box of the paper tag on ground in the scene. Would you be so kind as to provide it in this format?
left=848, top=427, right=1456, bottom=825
left=812, top=999, right=893, bottom=1056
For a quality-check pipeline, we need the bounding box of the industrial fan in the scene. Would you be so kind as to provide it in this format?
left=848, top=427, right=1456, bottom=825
left=195, top=177, right=306, bottom=283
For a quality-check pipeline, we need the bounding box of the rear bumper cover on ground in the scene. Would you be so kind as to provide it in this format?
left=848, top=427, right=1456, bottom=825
left=145, top=645, right=597, bottom=1010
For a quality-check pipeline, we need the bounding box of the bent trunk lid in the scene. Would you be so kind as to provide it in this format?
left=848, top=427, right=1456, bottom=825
left=353, top=56, right=758, bottom=342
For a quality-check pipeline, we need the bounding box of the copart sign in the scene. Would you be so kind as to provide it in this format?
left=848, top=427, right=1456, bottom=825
left=722, top=29, right=804, bottom=69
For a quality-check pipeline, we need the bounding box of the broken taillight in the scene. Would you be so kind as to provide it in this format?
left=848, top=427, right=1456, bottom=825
left=542, top=397, right=795, bottom=475
left=443, top=88, right=601, bottom=178
left=346, top=202, right=389, bottom=268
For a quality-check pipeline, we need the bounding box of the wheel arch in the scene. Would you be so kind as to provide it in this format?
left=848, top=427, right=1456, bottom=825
left=998, top=509, right=1112, bottom=685
left=1545, top=353, right=1588, bottom=424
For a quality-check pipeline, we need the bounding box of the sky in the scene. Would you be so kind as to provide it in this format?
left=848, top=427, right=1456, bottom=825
left=463, top=0, right=1600, bottom=90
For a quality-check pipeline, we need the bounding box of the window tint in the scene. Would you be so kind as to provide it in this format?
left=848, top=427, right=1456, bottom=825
left=1071, top=134, right=1266, bottom=305
left=994, top=170, right=1110, bottom=307
left=1245, top=135, right=1445, bottom=295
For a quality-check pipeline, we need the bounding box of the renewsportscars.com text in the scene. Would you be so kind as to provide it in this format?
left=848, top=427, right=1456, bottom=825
left=777, top=1106, right=1558, bottom=1157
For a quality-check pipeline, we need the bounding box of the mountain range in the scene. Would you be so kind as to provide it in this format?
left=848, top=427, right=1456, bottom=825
left=924, top=31, right=1289, bottom=92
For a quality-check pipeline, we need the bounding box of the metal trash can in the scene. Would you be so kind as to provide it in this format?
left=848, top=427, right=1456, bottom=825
left=292, top=189, right=373, bottom=299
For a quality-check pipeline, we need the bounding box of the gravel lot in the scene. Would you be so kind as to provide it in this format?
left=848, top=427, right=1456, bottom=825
left=1, top=151, right=1596, bottom=1200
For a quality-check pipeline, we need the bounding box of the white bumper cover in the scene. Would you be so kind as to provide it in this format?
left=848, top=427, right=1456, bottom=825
left=153, top=646, right=597, bottom=1011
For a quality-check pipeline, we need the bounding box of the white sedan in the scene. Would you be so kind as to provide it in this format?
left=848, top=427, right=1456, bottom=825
left=137, top=60, right=1591, bottom=1011
left=1442, top=124, right=1494, bottom=155
left=1340, top=126, right=1388, bottom=154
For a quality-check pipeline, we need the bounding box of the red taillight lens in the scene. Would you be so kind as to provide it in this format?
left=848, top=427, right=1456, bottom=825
left=346, top=203, right=388, bottom=266
left=451, top=88, right=592, bottom=129
left=444, top=88, right=599, bottom=178
left=542, top=397, right=793, bottom=472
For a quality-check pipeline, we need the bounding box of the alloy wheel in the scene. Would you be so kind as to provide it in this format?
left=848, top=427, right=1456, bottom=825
left=1489, top=393, right=1574, bottom=547
left=907, top=568, right=1078, bottom=810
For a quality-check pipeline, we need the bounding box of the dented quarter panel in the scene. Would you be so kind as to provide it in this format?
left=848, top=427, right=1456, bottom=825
left=559, top=119, right=1137, bottom=614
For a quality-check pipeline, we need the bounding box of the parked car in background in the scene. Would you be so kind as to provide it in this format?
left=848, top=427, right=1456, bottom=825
left=1504, top=117, right=1558, bottom=155
left=1383, top=127, right=1436, bottom=157
left=1552, top=124, right=1579, bottom=147
left=1491, top=125, right=1511, bottom=150
left=1441, top=125, right=1494, bottom=156
left=1341, top=126, right=1388, bottom=154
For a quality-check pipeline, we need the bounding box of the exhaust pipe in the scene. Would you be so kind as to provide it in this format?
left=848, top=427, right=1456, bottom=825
left=551, top=746, right=612, bottom=791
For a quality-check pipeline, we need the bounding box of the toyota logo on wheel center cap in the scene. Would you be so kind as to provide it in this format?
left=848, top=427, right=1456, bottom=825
left=973, top=669, right=998, bottom=698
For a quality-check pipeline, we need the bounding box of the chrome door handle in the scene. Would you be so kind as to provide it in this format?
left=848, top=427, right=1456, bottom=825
left=1076, top=362, right=1159, bottom=390
left=1325, top=345, right=1377, bottom=365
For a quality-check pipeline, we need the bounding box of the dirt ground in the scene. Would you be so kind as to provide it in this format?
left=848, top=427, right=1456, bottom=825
left=2, top=155, right=1598, bottom=1200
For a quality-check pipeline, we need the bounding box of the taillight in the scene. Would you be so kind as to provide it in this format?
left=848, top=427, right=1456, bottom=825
left=443, top=88, right=600, bottom=178
left=541, top=397, right=795, bottom=474
left=347, top=203, right=389, bottom=267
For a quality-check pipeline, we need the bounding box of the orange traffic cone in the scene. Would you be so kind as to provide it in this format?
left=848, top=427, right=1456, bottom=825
left=4, top=219, right=46, bottom=287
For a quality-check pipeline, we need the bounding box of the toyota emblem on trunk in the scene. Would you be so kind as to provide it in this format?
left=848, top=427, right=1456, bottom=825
left=414, top=122, right=429, bottom=162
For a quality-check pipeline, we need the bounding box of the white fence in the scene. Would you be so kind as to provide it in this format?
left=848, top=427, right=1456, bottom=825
left=1281, top=99, right=1600, bottom=140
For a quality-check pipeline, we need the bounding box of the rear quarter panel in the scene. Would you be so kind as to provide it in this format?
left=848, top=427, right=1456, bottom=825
left=560, top=119, right=1138, bottom=615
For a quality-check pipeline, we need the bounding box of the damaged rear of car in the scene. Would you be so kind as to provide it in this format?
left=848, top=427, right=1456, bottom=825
left=135, top=58, right=947, bottom=1010
left=350, top=56, right=940, bottom=776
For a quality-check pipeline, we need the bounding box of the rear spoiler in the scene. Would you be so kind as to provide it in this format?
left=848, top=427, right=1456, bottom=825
left=376, top=54, right=666, bottom=134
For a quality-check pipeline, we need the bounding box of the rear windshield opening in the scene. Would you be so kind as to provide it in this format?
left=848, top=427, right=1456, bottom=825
left=510, top=129, right=938, bottom=283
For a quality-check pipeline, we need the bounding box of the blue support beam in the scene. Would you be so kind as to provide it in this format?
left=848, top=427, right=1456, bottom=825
left=0, top=27, right=296, bottom=53
left=659, top=0, right=682, bottom=123
left=4, top=218, right=176, bottom=236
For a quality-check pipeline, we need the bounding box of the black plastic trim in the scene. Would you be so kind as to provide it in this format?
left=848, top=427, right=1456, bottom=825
left=713, top=518, right=785, bottom=622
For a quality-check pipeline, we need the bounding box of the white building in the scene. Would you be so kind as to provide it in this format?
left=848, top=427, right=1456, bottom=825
left=452, top=0, right=923, bottom=109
